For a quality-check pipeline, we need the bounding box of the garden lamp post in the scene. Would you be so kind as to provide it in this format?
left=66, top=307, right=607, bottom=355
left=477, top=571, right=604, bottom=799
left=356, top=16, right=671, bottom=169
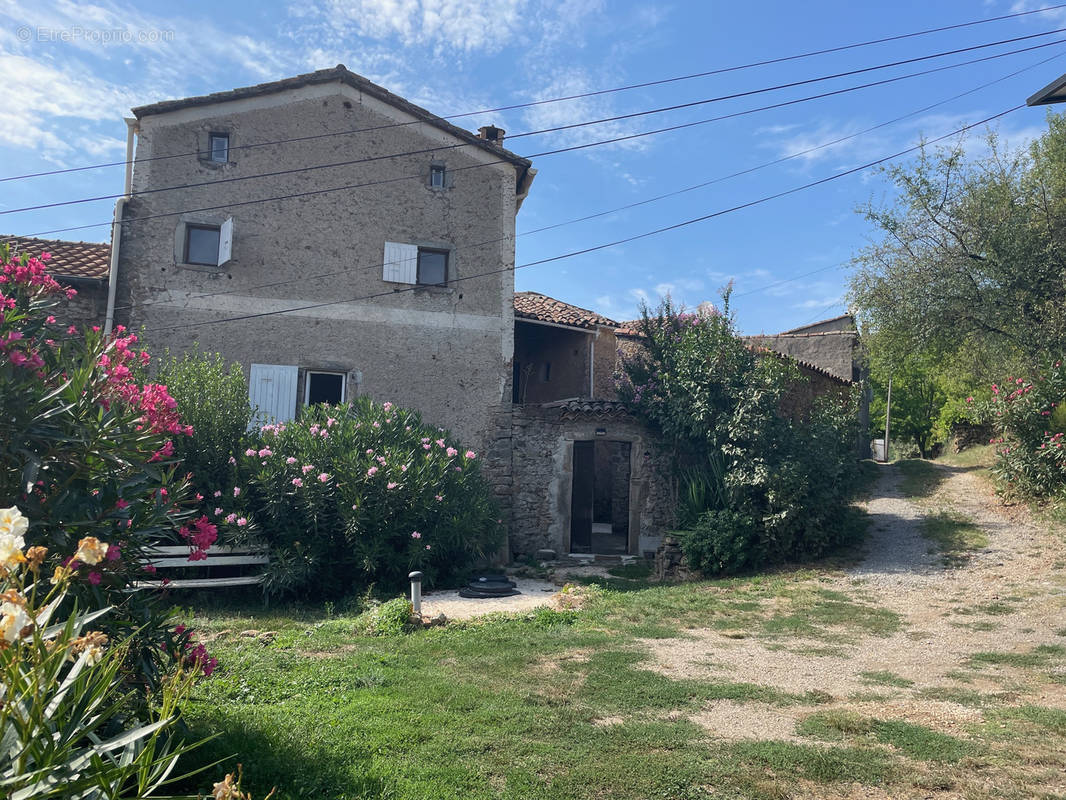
left=409, top=571, right=423, bottom=615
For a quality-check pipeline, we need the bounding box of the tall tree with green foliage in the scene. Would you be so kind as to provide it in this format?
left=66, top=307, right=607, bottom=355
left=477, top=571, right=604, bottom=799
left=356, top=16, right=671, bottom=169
left=849, top=112, right=1066, bottom=373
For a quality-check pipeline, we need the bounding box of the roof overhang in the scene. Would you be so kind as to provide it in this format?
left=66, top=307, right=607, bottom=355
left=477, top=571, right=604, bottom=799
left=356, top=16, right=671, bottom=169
left=1028, top=72, right=1066, bottom=106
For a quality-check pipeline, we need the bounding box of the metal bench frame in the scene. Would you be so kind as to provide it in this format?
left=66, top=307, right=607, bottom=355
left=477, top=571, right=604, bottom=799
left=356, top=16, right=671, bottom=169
left=135, top=545, right=269, bottom=589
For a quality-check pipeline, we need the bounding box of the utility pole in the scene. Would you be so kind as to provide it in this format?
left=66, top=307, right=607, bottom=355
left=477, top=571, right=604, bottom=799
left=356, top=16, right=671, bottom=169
left=883, top=375, right=893, bottom=463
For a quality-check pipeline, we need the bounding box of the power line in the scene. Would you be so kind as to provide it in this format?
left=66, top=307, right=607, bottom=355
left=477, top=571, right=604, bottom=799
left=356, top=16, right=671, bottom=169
left=106, top=51, right=1062, bottom=317
left=5, top=28, right=1064, bottom=217
left=8, top=35, right=1063, bottom=246
left=2, top=4, right=1065, bottom=186
left=136, top=105, right=1022, bottom=334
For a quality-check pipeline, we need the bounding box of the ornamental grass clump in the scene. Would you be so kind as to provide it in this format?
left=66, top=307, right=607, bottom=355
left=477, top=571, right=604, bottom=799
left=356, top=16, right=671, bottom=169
left=223, top=398, right=501, bottom=599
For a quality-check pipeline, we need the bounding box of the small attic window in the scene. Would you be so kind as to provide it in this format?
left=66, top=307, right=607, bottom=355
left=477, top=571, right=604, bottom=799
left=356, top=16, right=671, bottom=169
left=208, top=133, right=229, bottom=163
left=429, top=164, right=446, bottom=188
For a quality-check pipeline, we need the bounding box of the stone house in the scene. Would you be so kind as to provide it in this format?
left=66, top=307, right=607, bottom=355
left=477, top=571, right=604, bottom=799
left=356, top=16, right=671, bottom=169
left=4, top=67, right=863, bottom=562
left=4, top=236, right=110, bottom=327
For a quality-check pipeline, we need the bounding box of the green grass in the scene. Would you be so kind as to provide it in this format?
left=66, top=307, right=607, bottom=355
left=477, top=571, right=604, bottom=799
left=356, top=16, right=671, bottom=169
left=606, top=562, right=653, bottom=580
left=798, top=712, right=974, bottom=763
left=966, top=644, right=1066, bottom=670
left=936, top=444, right=994, bottom=471
left=897, top=458, right=946, bottom=498
left=859, top=670, right=914, bottom=688
left=922, top=512, right=989, bottom=565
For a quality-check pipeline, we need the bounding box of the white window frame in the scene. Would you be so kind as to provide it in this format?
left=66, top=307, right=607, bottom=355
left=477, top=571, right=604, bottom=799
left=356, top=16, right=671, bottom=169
left=429, top=163, right=446, bottom=188
left=304, top=371, right=347, bottom=406
left=208, top=132, right=230, bottom=163
left=180, top=217, right=233, bottom=268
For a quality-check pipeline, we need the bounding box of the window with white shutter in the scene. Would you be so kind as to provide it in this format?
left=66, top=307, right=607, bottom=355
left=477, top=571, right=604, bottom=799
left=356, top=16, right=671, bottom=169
left=248, top=364, right=298, bottom=428
left=383, top=241, right=418, bottom=283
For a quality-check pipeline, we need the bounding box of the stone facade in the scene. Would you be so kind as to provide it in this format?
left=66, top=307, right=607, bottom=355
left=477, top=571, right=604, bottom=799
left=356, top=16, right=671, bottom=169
left=509, top=402, right=674, bottom=558
left=115, top=67, right=534, bottom=453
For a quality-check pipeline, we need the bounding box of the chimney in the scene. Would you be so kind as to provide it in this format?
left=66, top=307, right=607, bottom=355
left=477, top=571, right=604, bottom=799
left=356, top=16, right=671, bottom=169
left=477, top=125, right=505, bottom=145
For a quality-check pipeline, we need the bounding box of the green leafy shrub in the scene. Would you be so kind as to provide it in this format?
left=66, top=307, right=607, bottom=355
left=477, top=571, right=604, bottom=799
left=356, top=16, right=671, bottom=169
left=155, top=348, right=253, bottom=495
left=976, top=360, right=1066, bottom=498
left=220, top=398, right=502, bottom=598
left=617, top=297, right=861, bottom=574
left=354, top=596, right=413, bottom=636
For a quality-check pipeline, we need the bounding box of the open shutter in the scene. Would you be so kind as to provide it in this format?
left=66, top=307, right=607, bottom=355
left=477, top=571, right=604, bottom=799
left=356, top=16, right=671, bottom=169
left=383, top=241, right=417, bottom=283
left=248, top=364, right=298, bottom=428
left=217, top=217, right=234, bottom=266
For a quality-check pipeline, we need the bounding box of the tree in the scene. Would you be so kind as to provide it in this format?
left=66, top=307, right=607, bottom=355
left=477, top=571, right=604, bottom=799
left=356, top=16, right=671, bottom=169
left=849, top=112, right=1066, bottom=372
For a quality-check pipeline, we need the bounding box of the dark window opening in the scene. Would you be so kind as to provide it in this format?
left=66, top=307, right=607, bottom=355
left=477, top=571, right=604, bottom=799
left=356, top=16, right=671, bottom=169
left=306, top=372, right=344, bottom=405
left=512, top=360, right=522, bottom=403
left=541, top=362, right=552, bottom=382
left=208, top=133, right=229, bottom=163
left=570, top=440, right=631, bottom=555
left=185, top=224, right=221, bottom=266
left=430, top=164, right=446, bottom=188
left=417, top=248, right=448, bottom=285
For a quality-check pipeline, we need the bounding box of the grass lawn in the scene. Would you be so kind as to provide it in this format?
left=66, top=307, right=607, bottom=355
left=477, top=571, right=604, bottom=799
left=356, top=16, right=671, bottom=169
left=166, top=565, right=1064, bottom=800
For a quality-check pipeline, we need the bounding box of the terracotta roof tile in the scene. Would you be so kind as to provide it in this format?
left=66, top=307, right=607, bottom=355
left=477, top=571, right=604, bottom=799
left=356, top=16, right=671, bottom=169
left=4, top=236, right=110, bottom=280
left=514, top=291, right=617, bottom=330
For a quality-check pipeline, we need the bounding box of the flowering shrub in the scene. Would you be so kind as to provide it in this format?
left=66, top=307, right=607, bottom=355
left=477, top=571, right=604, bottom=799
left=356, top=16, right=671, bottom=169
left=190, top=398, right=502, bottom=598
left=617, top=297, right=861, bottom=574
left=974, top=360, right=1066, bottom=499
left=0, top=244, right=213, bottom=700
left=0, top=506, right=209, bottom=798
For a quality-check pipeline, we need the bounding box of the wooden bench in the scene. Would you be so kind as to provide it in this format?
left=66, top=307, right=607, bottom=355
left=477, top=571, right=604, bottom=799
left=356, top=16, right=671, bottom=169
left=135, top=545, right=269, bottom=589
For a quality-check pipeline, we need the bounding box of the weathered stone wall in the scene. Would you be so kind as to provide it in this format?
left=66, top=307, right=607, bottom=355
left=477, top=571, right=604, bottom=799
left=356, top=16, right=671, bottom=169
left=117, top=83, right=524, bottom=452
left=55, top=278, right=108, bottom=328
left=513, top=322, right=590, bottom=403
left=746, top=331, right=858, bottom=383
left=509, top=404, right=673, bottom=558
left=592, top=327, right=619, bottom=399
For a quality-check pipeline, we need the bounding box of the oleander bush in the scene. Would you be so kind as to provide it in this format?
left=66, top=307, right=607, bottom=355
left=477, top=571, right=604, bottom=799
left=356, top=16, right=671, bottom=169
left=616, top=297, right=861, bottom=574
left=976, top=360, right=1066, bottom=499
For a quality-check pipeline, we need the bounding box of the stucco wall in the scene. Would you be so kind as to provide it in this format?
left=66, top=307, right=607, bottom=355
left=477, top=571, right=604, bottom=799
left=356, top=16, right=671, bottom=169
left=117, top=82, right=523, bottom=451
left=509, top=404, right=673, bottom=558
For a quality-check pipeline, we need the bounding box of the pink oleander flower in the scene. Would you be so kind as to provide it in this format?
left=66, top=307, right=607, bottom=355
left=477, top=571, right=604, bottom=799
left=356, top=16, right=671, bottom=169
left=435, top=495, right=443, bottom=502
left=366, top=449, right=374, bottom=455
left=225, top=513, right=237, bottom=524
left=446, top=447, right=458, bottom=457
left=237, top=517, right=247, bottom=527
left=411, top=531, right=422, bottom=539
left=233, top=487, right=241, bottom=497
left=423, top=444, right=431, bottom=450
left=425, top=544, right=431, bottom=550
left=465, top=450, right=476, bottom=459
left=327, top=417, right=336, bottom=427
left=258, top=447, right=272, bottom=458
left=302, top=464, right=314, bottom=474
left=245, top=448, right=256, bottom=457
left=144, top=564, right=157, bottom=574
left=286, top=456, right=297, bottom=464
left=309, top=425, right=320, bottom=435
left=318, top=472, right=329, bottom=483
left=214, top=507, right=223, bottom=515
left=372, top=422, right=380, bottom=428
left=292, top=477, right=304, bottom=487
left=320, top=429, right=328, bottom=438
left=115, top=498, right=129, bottom=510
left=213, top=490, right=222, bottom=497
left=435, top=439, right=445, bottom=448
left=88, top=571, right=101, bottom=586
left=387, top=482, right=398, bottom=489
left=367, top=466, right=378, bottom=477
left=228, top=456, right=236, bottom=465
left=383, top=402, right=393, bottom=412
left=106, top=545, right=121, bottom=562
left=400, top=464, right=407, bottom=472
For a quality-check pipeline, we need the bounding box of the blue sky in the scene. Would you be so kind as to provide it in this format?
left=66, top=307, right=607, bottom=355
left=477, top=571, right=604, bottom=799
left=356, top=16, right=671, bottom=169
left=1, top=0, right=1064, bottom=334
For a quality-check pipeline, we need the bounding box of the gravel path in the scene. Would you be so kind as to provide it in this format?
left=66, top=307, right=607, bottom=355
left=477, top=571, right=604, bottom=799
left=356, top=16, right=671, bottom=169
left=419, top=577, right=560, bottom=620
left=639, top=461, right=1066, bottom=742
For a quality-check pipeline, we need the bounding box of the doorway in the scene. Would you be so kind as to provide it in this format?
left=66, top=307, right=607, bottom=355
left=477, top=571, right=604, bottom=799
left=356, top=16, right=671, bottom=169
left=570, top=440, right=632, bottom=554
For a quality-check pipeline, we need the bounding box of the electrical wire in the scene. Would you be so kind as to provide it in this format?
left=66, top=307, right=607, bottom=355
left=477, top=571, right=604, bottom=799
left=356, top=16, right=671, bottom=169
left=2, top=1, right=1063, bottom=184
left=4, top=28, right=1064, bottom=217
left=136, top=105, right=1022, bottom=333
left=100, top=50, right=1062, bottom=317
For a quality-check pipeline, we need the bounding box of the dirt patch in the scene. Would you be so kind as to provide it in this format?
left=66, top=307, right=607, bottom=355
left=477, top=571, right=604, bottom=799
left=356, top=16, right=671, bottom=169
left=419, top=577, right=560, bottom=620
left=690, top=700, right=814, bottom=742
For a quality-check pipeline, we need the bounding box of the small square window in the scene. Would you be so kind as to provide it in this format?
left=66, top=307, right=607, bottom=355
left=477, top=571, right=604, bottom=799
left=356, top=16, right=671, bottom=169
left=429, top=164, right=446, bottom=188
left=208, top=133, right=229, bottom=163
left=305, top=372, right=345, bottom=405
left=417, top=248, right=448, bottom=286
left=185, top=224, right=221, bottom=266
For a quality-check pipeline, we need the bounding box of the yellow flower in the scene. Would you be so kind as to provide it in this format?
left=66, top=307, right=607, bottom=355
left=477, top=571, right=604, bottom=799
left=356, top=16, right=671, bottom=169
left=51, top=565, right=73, bottom=585
left=74, top=536, right=108, bottom=566
left=25, top=546, right=47, bottom=573
left=0, top=506, right=28, bottom=569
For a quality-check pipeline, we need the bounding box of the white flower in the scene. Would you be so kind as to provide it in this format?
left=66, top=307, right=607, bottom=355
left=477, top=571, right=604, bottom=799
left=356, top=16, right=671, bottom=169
left=0, top=597, right=30, bottom=643
left=75, top=536, right=108, bottom=566
left=0, top=507, right=28, bottom=568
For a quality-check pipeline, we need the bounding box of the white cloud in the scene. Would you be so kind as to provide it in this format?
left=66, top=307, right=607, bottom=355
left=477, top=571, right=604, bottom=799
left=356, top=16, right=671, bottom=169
left=1011, top=0, right=1066, bottom=25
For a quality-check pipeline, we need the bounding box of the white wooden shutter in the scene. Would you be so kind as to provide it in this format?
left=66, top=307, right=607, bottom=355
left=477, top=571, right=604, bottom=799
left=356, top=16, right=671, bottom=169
left=217, top=217, right=234, bottom=266
left=383, top=241, right=417, bottom=283
left=248, top=364, right=298, bottom=428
